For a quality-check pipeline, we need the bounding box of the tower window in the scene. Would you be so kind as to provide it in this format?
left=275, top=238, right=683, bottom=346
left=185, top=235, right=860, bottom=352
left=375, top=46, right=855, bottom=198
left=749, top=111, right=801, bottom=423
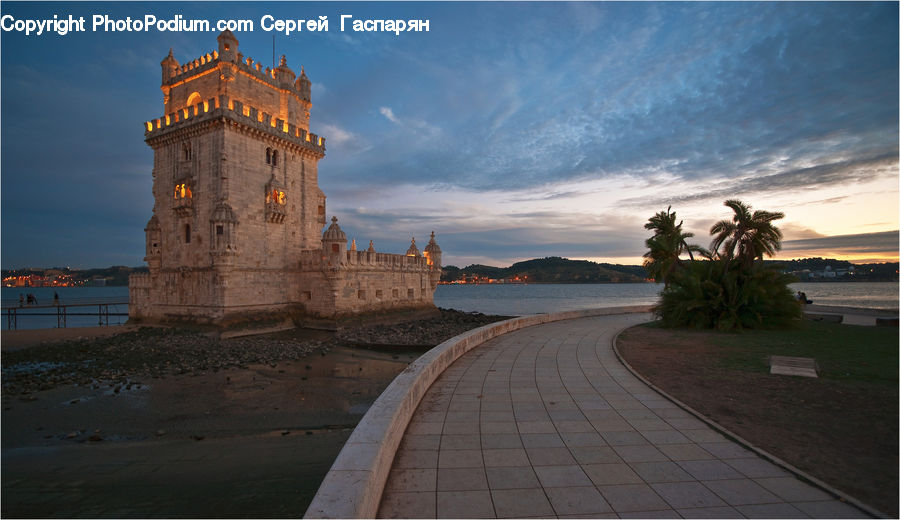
left=272, top=150, right=278, bottom=166
left=185, top=224, right=191, bottom=243
left=182, top=143, right=191, bottom=161
left=216, top=225, right=224, bottom=235
left=174, top=183, right=192, bottom=199
left=266, top=147, right=272, bottom=165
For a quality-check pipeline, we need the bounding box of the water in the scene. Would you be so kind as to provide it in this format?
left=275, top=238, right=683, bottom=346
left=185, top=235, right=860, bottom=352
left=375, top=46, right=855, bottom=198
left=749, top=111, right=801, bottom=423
left=434, top=283, right=663, bottom=315
left=2, top=282, right=895, bottom=330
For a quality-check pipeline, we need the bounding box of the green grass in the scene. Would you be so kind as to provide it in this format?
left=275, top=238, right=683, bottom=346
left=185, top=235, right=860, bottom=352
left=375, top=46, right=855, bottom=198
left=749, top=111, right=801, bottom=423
left=705, top=321, right=899, bottom=384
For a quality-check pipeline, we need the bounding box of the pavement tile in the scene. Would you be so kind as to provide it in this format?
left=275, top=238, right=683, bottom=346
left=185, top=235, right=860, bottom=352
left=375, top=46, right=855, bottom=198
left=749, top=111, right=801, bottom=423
left=627, top=418, right=671, bottom=431
left=561, top=432, right=606, bottom=447
left=549, top=410, right=589, bottom=422
left=481, top=433, right=524, bottom=449
left=440, top=434, right=481, bottom=450
left=703, top=478, right=781, bottom=506
left=612, top=444, right=669, bottom=463
left=675, top=505, right=743, bottom=518
left=400, top=434, right=441, bottom=451
left=664, top=417, right=707, bottom=430
left=485, top=466, right=541, bottom=489
left=792, top=500, right=869, bottom=519
left=680, top=429, right=725, bottom=443
left=724, top=458, right=790, bottom=478
left=481, top=401, right=514, bottom=412
left=570, top=446, right=623, bottom=465
left=436, top=490, right=495, bottom=519
left=442, top=421, right=479, bottom=435
left=386, top=468, right=437, bottom=492
left=521, top=433, right=565, bottom=448
left=480, top=421, right=519, bottom=434
left=448, top=400, right=481, bottom=412
left=753, top=477, right=833, bottom=502
left=438, top=467, right=489, bottom=491
left=525, top=447, right=576, bottom=466
left=734, top=502, right=809, bottom=518
left=513, top=401, right=546, bottom=411
left=515, top=410, right=552, bottom=422
left=445, top=411, right=480, bottom=423
left=545, top=486, right=613, bottom=515
left=584, top=409, right=623, bottom=421
left=592, top=418, right=636, bottom=432
left=698, top=442, right=754, bottom=459
left=517, top=421, right=557, bottom=434
left=481, top=411, right=516, bottom=422
left=677, top=460, right=744, bottom=480
left=378, top=491, right=436, bottom=519
left=630, top=461, right=694, bottom=483
left=582, top=463, right=643, bottom=485
left=438, top=449, right=483, bottom=468
left=577, top=399, right=613, bottom=411
left=483, top=448, right=531, bottom=468
left=406, top=421, right=444, bottom=435
left=554, top=420, right=596, bottom=433
left=534, top=465, right=594, bottom=487
left=618, top=509, right=681, bottom=518
left=616, top=408, right=659, bottom=420
left=641, top=429, right=691, bottom=445
left=394, top=449, right=439, bottom=469
left=597, top=483, right=671, bottom=513
left=491, top=488, right=555, bottom=518
left=601, top=431, right=648, bottom=446
left=657, top=443, right=715, bottom=461
left=650, top=481, right=727, bottom=509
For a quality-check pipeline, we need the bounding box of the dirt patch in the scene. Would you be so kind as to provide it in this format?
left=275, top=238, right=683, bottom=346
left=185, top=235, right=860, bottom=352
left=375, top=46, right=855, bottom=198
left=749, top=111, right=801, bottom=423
left=617, top=324, right=898, bottom=517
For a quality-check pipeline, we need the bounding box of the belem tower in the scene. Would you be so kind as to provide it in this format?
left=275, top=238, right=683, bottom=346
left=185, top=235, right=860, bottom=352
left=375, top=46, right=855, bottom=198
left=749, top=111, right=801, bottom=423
left=129, top=30, right=442, bottom=326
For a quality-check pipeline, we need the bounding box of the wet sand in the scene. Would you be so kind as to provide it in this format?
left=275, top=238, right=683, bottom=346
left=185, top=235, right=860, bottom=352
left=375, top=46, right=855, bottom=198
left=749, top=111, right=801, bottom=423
left=2, top=344, right=421, bottom=518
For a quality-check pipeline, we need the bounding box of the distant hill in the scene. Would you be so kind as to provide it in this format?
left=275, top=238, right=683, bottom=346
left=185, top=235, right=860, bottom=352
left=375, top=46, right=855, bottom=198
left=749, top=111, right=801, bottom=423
left=441, top=257, right=649, bottom=283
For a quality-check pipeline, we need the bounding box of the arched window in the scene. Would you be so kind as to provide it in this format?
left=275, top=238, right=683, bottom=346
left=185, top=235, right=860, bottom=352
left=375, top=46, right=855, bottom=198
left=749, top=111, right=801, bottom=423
left=186, top=91, right=202, bottom=108
left=266, top=147, right=272, bottom=165
left=272, top=150, right=278, bottom=166
left=182, top=142, right=191, bottom=161
left=185, top=224, right=191, bottom=244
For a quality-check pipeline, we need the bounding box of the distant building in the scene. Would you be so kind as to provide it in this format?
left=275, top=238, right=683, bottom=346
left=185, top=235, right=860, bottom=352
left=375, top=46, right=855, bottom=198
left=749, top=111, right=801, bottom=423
left=129, top=31, right=442, bottom=326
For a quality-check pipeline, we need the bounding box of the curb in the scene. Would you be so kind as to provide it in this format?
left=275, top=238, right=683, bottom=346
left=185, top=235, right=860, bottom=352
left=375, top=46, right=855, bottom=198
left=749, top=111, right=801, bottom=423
left=303, top=305, right=653, bottom=519
left=611, top=325, right=887, bottom=519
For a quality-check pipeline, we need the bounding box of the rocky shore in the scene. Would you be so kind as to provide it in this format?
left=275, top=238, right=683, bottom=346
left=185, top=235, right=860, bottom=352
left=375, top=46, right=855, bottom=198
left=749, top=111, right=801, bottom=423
left=1, top=309, right=509, bottom=396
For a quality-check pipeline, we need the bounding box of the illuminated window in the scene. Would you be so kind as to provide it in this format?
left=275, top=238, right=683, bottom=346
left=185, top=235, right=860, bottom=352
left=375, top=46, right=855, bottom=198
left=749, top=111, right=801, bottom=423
left=186, top=92, right=201, bottom=108
left=266, top=188, right=286, bottom=205
left=174, top=183, right=192, bottom=199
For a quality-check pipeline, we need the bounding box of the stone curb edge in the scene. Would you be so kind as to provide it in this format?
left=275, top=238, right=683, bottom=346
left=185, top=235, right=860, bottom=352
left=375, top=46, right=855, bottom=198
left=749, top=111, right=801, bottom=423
left=303, top=305, right=653, bottom=519
left=611, top=325, right=888, bottom=519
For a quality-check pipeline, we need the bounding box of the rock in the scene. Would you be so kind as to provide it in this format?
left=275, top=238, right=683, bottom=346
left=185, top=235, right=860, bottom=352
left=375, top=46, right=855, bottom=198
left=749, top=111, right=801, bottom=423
left=66, top=431, right=80, bottom=439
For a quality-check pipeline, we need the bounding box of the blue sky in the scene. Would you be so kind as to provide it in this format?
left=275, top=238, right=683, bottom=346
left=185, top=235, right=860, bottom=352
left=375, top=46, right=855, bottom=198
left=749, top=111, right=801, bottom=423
left=2, top=1, right=898, bottom=269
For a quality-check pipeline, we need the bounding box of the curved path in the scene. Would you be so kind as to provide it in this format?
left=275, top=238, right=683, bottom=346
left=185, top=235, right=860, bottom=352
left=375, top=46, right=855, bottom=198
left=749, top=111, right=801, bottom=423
left=377, top=313, right=869, bottom=519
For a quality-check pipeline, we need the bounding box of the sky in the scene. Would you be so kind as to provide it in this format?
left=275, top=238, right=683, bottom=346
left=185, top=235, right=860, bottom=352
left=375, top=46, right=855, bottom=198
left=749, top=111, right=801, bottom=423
left=1, top=1, right=898, bottom=269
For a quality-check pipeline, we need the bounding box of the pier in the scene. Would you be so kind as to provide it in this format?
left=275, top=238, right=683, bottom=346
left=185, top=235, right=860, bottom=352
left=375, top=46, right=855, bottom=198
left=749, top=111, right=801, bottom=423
left=2, top=297, right=128, bottom=330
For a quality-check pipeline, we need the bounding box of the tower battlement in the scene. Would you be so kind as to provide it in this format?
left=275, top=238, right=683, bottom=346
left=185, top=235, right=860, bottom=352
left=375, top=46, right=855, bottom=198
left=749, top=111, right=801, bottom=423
left=144, top=95, right=325, bottom=152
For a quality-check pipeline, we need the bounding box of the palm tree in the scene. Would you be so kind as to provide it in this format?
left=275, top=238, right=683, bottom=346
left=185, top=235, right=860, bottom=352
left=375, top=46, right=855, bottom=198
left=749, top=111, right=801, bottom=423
left=709, top=199, right=785, bottom=268
left=643, top=207, right=703, bottom=286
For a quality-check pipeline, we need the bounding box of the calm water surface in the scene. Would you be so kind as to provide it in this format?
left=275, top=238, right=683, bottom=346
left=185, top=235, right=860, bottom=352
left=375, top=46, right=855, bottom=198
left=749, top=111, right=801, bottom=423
left=3, top=282, right=896, bottom=329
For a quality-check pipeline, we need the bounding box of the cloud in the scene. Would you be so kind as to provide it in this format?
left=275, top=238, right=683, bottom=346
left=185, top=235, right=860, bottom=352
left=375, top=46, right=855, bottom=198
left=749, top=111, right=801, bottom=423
left=781, top=230, right=899, bottom=256
left=379, top=106, right=400, bottom=125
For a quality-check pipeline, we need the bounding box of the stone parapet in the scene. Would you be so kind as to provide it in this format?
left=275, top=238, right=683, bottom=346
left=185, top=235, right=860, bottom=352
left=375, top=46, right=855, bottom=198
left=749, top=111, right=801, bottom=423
left=303, top=305, right=653, bottom=519
left=144, top=95, right=325, bottom=153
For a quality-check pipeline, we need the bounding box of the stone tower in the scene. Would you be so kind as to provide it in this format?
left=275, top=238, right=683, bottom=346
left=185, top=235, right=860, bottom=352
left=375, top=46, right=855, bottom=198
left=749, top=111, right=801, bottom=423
left=130, top=32, right=441, bottom=326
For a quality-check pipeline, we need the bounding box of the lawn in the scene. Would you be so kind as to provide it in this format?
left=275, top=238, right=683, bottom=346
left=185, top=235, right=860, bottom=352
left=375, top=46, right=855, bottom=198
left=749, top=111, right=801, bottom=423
left=617, top=320, right=898, bottom=517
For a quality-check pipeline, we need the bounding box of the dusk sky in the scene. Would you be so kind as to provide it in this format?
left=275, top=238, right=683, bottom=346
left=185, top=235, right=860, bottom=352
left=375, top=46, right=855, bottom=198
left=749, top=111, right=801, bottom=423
left=2, top=1, right=898, bottom=269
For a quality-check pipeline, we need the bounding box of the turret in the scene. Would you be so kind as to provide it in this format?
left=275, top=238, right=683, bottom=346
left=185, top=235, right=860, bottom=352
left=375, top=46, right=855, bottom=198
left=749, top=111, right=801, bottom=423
left=296, top=67, right=312, bottom=102
left=161, top=48, right=179, bottom=84
left=217, top=30, right=239, bottom=62
left=406, top=237, right=421, bottom=257
left=275, top=55, right=296, bottom=89
left=424, top=231, right=443, bottom=288
left=322, top=216, right=348, bottom=266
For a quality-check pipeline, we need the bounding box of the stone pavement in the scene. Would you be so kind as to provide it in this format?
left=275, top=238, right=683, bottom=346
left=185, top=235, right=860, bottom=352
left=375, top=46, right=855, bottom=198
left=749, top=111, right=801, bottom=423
left=377, top=313, right=870, bottom=519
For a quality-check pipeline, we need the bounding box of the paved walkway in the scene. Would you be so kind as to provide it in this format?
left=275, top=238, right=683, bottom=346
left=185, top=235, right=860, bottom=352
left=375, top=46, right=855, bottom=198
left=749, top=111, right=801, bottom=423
left=377, top=313, right=869, bottom=519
